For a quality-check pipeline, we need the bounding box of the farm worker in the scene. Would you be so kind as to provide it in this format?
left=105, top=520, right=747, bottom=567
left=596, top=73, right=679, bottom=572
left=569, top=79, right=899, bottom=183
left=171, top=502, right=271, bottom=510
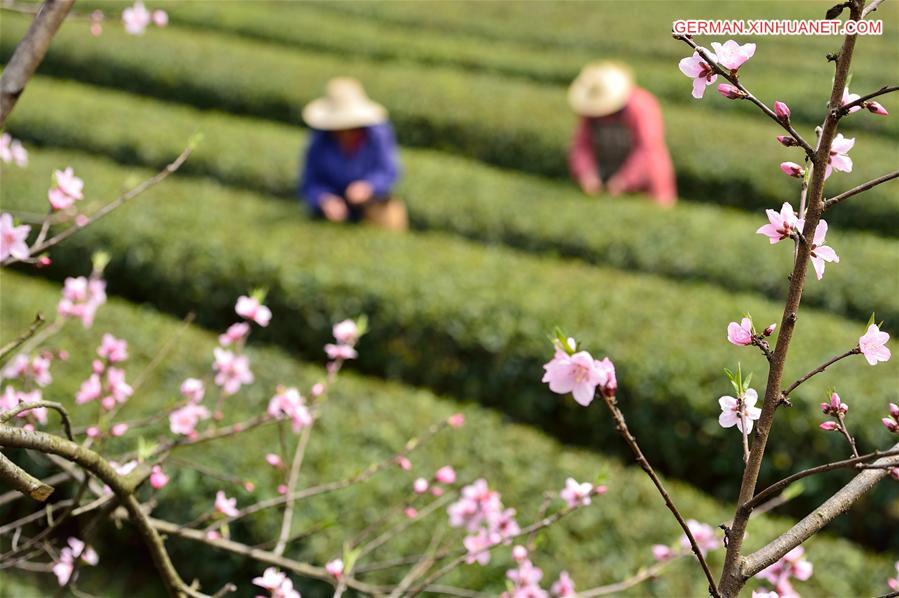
left=299, top=77, right=407, bottom=230
left=567, top=62, right=677, bottom=206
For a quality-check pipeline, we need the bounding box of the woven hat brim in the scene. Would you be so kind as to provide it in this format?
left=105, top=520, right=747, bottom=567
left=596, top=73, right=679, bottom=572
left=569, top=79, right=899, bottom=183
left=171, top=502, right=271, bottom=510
left=302, top=98, right=388, bottom=130
left=568, top=79, right=633, bottom=117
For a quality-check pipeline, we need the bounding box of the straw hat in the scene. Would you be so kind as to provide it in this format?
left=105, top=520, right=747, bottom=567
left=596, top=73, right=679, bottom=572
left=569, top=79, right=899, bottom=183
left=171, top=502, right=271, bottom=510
left=302, top=77, right=388, bottom=130
left=568, top=62, right=635, bottom=117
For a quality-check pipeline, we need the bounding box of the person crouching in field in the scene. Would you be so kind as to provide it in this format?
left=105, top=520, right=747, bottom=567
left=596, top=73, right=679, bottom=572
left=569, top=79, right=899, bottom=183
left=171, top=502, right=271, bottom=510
left=299, top=77, right=408, bottom=230
left=568, top=62, right=677, bottom=207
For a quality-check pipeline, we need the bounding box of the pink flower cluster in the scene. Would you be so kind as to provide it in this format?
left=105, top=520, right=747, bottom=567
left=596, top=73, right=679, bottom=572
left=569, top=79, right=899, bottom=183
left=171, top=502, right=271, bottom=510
left=325, top=318, right=361, bottom=362
left=542, top=338, right=616, bottom=406
left=213, top=347, right=254, bottom=396
left=680, top=519, right=721, bottom=557
left=859, top=324, right=891, bottom=366
left=52, top=537, right=98, bottom=586
left=2, top=352, right=53, bottom=387
left=0, top=133, right=28, bottom=167
left=214, top=490, right=239, bottom=517
left=0, top=386, right=47, bottom=427
left=58, top=275, right=107, bottom=328
left=678, top=40, right=755, bottom=99
left=48, top=167, right=84, bottom=211
left=236, top=295, right=271, bottom=327
left=412, top=465, right=457, bottom=499
left=755, top=546, right=813, bottom=598
left=718, top=388, right=762, bottom=434
left=252, top=567, right=300, bottom=598
left=503, top=547, right=548, bottom=598
left=559, top=477, right=604, bottom=508
left=122, top=0, right=168, bottom=35
left=267, top=386, right=312, bottom=433
left=1, top=212, right=31, bottom=262
left=169, top=381, right=210, bottom=436
left=882, top=402, right=899, bottom=434
left=76, top=337, right=133, bottom=410
left=819, top=392, right=849, bottom=432
left=448, top=479, right=520, bottom=565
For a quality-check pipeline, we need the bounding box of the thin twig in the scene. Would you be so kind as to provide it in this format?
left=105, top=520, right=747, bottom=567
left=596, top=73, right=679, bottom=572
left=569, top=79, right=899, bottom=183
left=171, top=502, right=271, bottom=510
left=579, top=555, right=683, bottom=597
left=0, top=313, right=46, bottom=366
left=823, top=169, right=899, bottom=210
left=0, top=400, right=73, bottom=440
left=273, top=421, right=314, bottom=555
left=838, top=84, right=899, bottom=115
left=781, top=347, right=860, bottom=399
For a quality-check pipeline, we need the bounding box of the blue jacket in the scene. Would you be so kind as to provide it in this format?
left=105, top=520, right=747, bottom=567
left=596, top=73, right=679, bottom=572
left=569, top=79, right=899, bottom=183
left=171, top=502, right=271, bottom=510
left=298, top=123, right=401, bottom=211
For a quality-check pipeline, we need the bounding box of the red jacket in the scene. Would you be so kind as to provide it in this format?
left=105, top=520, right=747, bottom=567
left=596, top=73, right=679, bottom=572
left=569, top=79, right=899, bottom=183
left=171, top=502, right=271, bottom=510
left=569, top=87, right=677, bottom=205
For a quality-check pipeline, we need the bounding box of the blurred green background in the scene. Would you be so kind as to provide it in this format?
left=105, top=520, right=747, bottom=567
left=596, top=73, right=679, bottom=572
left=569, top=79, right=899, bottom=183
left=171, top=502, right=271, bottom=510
left=1, top=1, right=897, bottom=596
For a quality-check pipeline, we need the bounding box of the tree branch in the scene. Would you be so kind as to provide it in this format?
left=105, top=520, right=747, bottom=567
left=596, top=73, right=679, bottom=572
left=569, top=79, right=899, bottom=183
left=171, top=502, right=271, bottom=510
left=0, top=400, right=73, bottom=440
left=599, top=393, right=720, bottom=597
left=838, top=84, right=898, bottom=115
left=743, top=446, right=899, bottom=511
left=0, top=0, right=75, bottom=127
left=741, top=442, right=899, bottom=578
left=781, top=347, right=860, bottom=399
left=0, top=451, right=54, bottom=501
left=823, top=169, right=899, bottom=210
left=0, top=313, right=46, bottom=366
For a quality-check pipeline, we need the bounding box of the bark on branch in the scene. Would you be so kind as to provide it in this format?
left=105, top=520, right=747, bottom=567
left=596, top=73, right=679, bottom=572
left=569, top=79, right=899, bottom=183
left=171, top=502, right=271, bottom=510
left=0, top=0, right=76, bottom=127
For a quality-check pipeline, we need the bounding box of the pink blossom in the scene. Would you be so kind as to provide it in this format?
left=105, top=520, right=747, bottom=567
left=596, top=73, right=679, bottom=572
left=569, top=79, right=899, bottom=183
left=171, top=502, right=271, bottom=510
left=763, top=323, right=777, bottom=337
left=512, top=545, right=529, bottom=562
left=680, top=519, right=720, bottom=556
left=757, top=202, right=800, bottom=244
left=435, top=465, right=456, bottom=484
left=0, top=212, right=31, bottom=261
left=859, top=324, right=891, bottom=365
left=559, top=477, right=593, bottom=508
left=52, top=537, right=98, bottom=585
left=235, top=295, right=272, bottom=327
left=808, top=220, right=839, bottom=280
left=11, top=390, right=46, bottom=424
left=325, top=558, right=344, bottom=578
left=152, top=9, right=168, bottom=26
left=86, top=426, right=101, bottom=438
left=76, top=374, right=102, bottom=405
left=57, top=276, right=107, bottom=328
left=122, top=0, right=151, bottom=34
left=252, top=567, right=287, bottom=591
left=333, top=319, right=360, bottom=345
left=652, top=544, right=673, bottom=561
left=0, top=134, right=28, bottom=167
left=820, top=392, right=848, bottom=416
left=150, top=465, right=169, bottom=489
left=112, top=460, right=138, bottom=476
left=267, top=387, right=312, bottom=432
left=47, top=167, right=84, bottom=211
left=106, top=367, right=133, bottom=404
left=819, top=421, right=840, bottom=431
left=841, top=87, right=862, bottom=113
left=448, top=413, right=465, bottom=427
left=324, top=343, right=358, bottom=361
left=717, top=83, right=745, bottom=100
left=448, top=479, right=504, bottom=532
left=2, top=354, right=52, bottom=387
left=169, top=403, right=210, bottom=435
left=0, top=386, right=17, bottom=411
left=719, top=389, right=762, bottom=433
left=213, top=348, right=254, bottom=395
left=727, top=317, right=753, bottom=346
left=180, top=378, right=205, bottom=402
left=89, top=10, right=103, bottom=36
left=111, top=423, right=129, bottom=437
left=825, top=134, right=854, bottom=179
left=431, top=486, right=445, bottom=497
left=464, top=528, right=498, bottom=565
left=542, top=349, right=608, bottom=406
left=678, top=50, right=718, bottom=99
left=218, top=322, right=250, bottom=346
left=505, top=559, right=546, bottom=596
left=756, top=546, right=813, bottom=595
left=550, top=571, right=576, bottom=597
left=277, top=484, right=288, bottom=494
left=711, top=40, right=756, bottom=70
left=265, top=453, right=283, bottom=468
left=773, top=101, right=791, bottom=120
left=395, top=455, right=412, bottom=470
left=752, top=591, right=779, bottom=598
left=98, top=333, right=128, bottom=363
left=883, top=403, right=899, bottom=433
left=404, top=507, right=418, bottom=519
left=866, top=101, right=889, bottom=116
left=778, top=162, right=805, bottom=178
left=413, top=477, right=429, bottom=494
left=214, top=490, right=238, bottom=517
left=310, top=382, right=325, bottom=397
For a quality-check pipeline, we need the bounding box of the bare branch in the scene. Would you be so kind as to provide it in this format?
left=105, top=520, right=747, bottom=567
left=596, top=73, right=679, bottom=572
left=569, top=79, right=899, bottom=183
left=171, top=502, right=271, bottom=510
left=0, top=0, right=76, bottom=127
left=0, top=451, right=54, bottom=501
left=823, top=169, right=899, bottom=210
left=273, top=421, right=314, bottom=555
left=579, top=555, right=682, bottom=596
left=741, top=442, right=899, bottom=578
left=0, top=400, right=73, bottom=440
left=0, top=313, right=46, bottom=366
left=743, top=446, right=899, bottom=512
left=862, top=0, right=888, bottom=17
left=781, top=347, right=860, bottom=399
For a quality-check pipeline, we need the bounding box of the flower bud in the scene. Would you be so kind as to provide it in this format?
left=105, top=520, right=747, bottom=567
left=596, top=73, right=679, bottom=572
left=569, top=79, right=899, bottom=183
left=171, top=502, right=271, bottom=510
left=883, top=418, right=899, bottom=433
left=395, top=455, right=411, bottom=470
left=404, top=507, right=418, bottom=519
left=779, top=162, right=805, bottom=178
left=763, top=323, right=777, bottom=336
left=413, top=478, right=429, bottom=494
left=717, top=83, right=746, bottom=100
left=890, top=403, right=899, bottom=419
left=819, top=421, right=840, bottom=431
left=774, top=101, right=791, bottom=120
left=447, top=413, right=465, bottom=428
left=512, top=545, right=529, bottom=562
left=865, top=101, right=889, bottom=116
left=111, top=423, right=129, bottom=437
left=891, top=467, right=899, bottom=481
left=776, top=135, right=799, bottom=147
